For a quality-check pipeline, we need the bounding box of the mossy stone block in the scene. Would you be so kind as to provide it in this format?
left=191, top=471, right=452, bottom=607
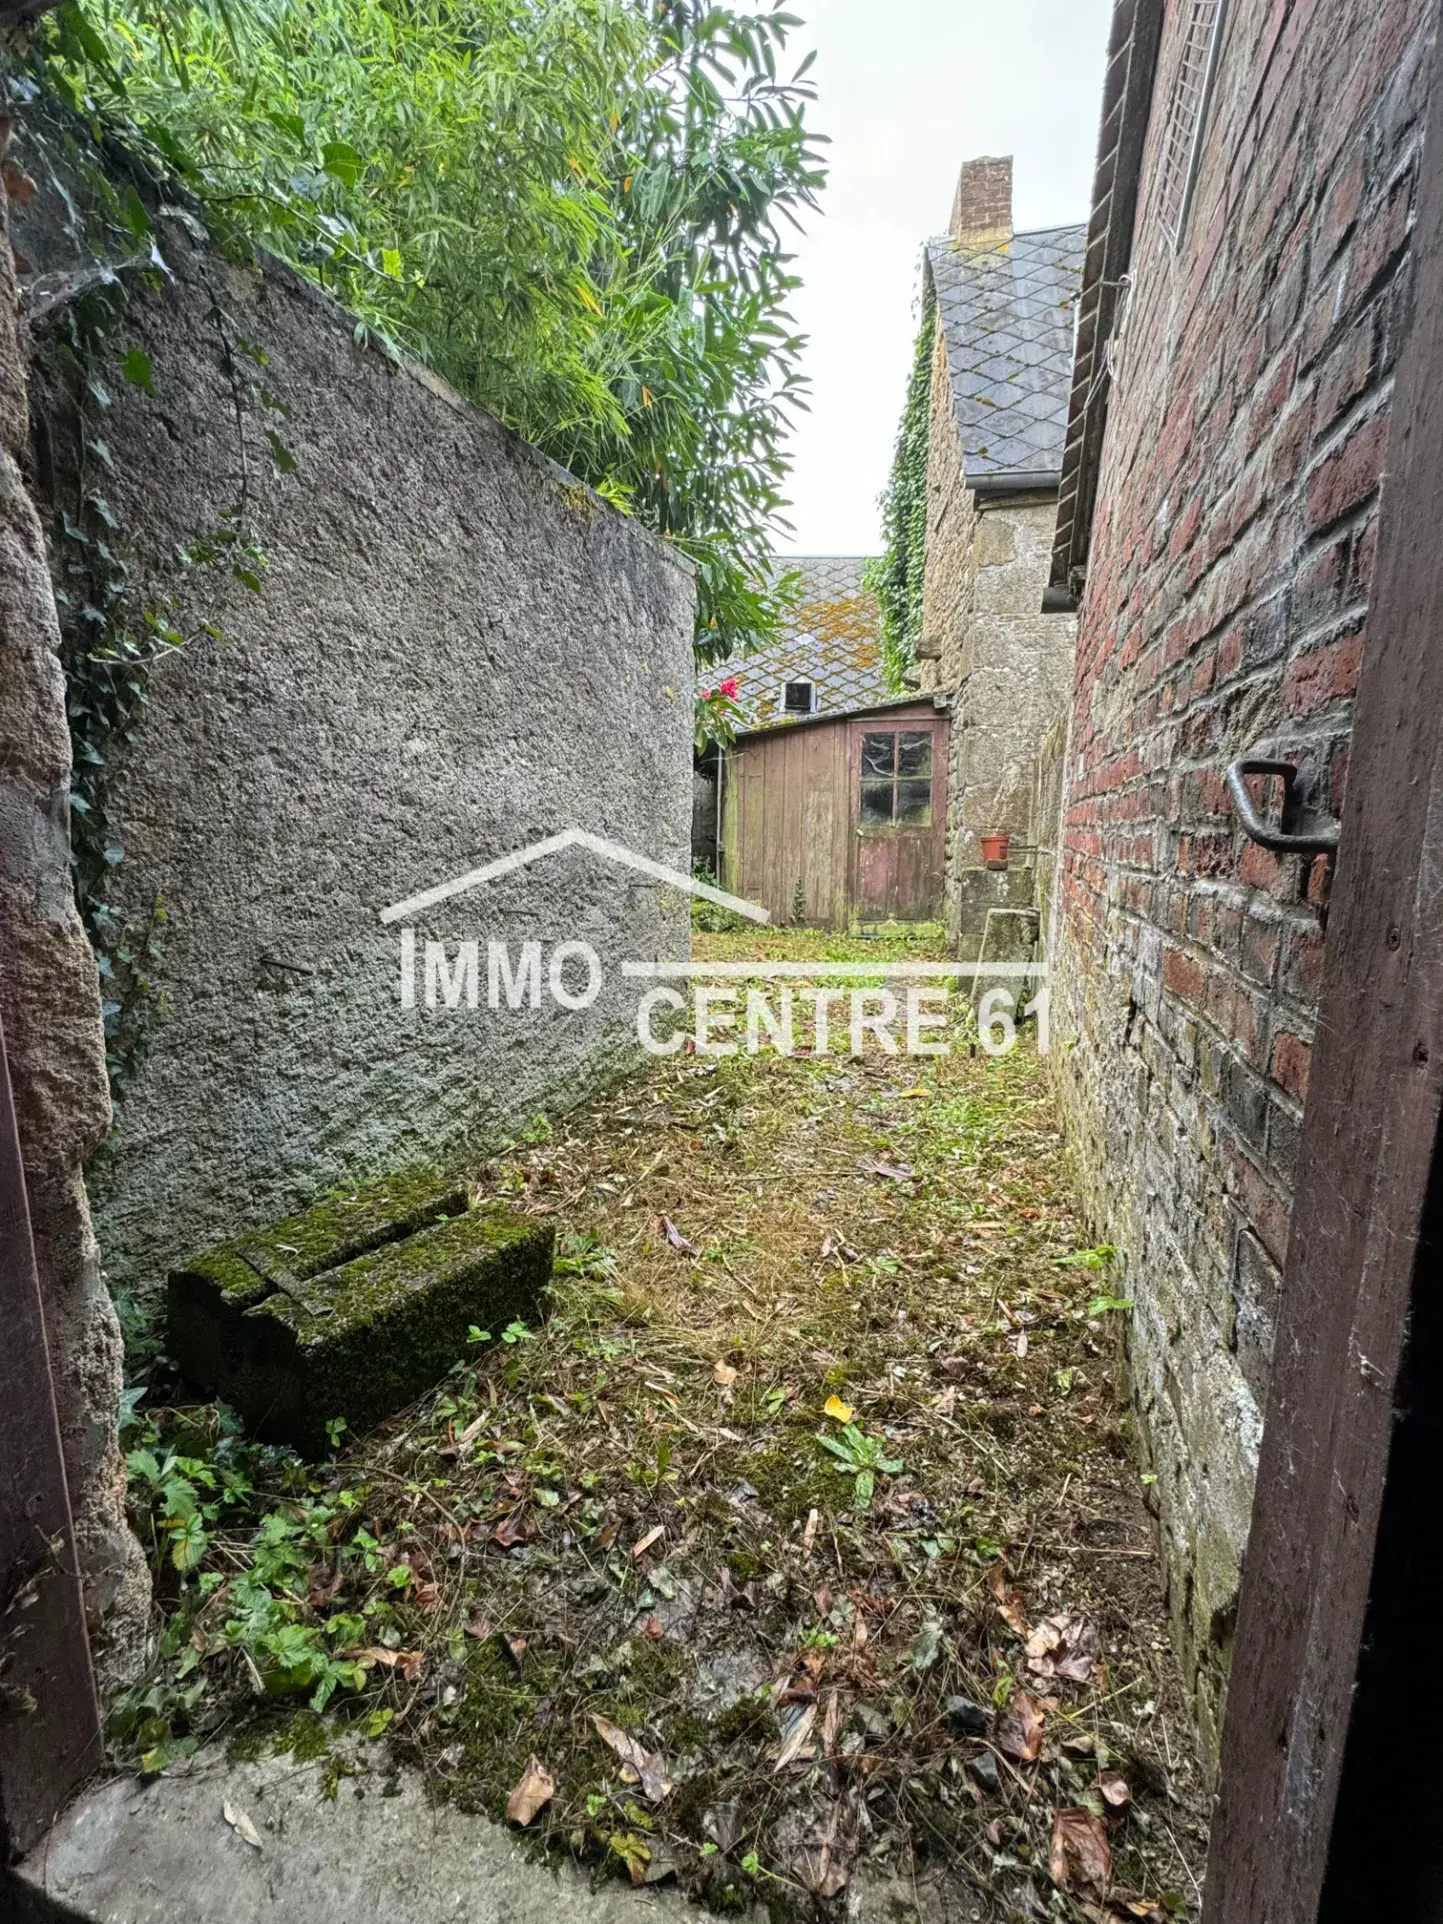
left=169, top=1172, right=550, bottom=1451
left=237, top=1208, right=552, bottom=1452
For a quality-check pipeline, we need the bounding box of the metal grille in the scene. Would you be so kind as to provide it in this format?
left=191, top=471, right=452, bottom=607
left=1156, top=0, right=1227, bottom=249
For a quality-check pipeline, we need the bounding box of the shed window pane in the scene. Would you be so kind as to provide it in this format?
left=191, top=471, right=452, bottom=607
left=861, top=732, right=896, bottom=777
left=860, top=780, right=894, bottom=824
left=898, top=731, right=933, bottom=778
left=896, top=781, right=932, bottom=826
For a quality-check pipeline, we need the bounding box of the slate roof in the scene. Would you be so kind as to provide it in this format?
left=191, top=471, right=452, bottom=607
left=926, top=222, right=1087, bottom=488
left=710, top=557, right=891, bottom=731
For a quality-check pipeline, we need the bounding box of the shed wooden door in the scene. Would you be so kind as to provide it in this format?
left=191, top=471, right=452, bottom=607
left=848, top=716, right=947, bottom=923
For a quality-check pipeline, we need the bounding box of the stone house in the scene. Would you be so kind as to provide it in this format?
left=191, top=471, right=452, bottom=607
left=916, top=157, right=1085, bottom=950
left=1044, top=0, right=1437, bottom=1773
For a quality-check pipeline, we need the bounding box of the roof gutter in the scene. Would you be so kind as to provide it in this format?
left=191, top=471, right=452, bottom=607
left=1045, top=0, right=1165, bottom=613
left=968, top=470, right=1062, bottom=500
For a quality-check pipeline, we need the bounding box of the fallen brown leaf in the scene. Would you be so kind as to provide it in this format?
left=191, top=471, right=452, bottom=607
left=592, top=1714, right=674, bottom=1803
left=1049, top=1805, right=1111, bottom=1902
left=993, top=1688, right=1045, bottom=1762
left=658, top=1214, right=699, bottom=1254
left=1025, top=1610, right=1100, bottom=1683
left=631, top=1524, right=664, bottom=1560
left=506, top=1755, right=556, bottom=1826
left=353, top=1645, right=426, bottom=1683
left=222, top=1801, right=262, bottom=1850
left=1096, top=1770, right=1132, bottom=1811
left=491, top=1511, right=535, bottom=1549
left=987, top=1561, right=1029, bottom=1636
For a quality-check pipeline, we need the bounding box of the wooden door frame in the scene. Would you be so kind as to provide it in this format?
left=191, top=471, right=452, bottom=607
left=845, top=712, right=949, bottom=924
left=1202, top=12, right=1443, bottom=1915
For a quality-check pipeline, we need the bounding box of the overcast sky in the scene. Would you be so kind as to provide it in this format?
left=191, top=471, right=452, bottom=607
left=775, top=0, right=1114, bottom=556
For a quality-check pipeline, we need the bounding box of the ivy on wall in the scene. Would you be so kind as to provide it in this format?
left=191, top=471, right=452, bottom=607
left=15, top=94, right=288, bottom=1106
left=865, top=278, right=934, bottom=692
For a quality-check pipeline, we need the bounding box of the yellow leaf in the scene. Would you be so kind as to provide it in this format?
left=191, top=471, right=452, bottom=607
left=898, top=1086, right=927, bottom=1099
left=824, top=1395, right=854, bottom=1424
left=578, top=285, right=602, bottom=316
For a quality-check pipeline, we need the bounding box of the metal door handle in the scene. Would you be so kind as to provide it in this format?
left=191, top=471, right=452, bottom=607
left=1225, top=757, right=1341, bottom=855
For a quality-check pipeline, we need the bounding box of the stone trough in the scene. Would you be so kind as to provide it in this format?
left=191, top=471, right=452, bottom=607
left=168, top=1170, right=553, bottom=1454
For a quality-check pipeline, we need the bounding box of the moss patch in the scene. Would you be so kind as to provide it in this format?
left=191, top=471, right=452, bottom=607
left=169, top=1172, right=549, bottom=1453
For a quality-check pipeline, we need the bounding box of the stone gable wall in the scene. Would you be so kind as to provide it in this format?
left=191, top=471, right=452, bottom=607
left=1049, top=0, right=1436, bottom=1763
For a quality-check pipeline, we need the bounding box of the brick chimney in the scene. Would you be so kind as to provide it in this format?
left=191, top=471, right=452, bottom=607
left=950, top=155, right=1013, bottom=249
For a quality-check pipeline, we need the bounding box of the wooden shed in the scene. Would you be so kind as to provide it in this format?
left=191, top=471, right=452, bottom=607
left=719, top=698, right=950, bottom=929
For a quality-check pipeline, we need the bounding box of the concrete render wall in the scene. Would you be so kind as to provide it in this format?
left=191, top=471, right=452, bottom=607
left=21, top=210, right=695, bottom=1306
left=1049, top=0, right=1435, bottom=1764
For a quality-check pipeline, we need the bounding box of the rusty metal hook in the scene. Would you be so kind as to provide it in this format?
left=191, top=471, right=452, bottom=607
left=1225, top=756, right=1341, bottom=856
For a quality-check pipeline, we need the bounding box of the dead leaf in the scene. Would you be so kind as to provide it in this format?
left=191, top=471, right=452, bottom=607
left=592, top=1714, right=673, bottom=1802
left=1025, top=1611, right=1100, bottom=1683
left=774, top=1700, right=818, bottom=1769
left=223, top=1801, right=262, bottom=1850
left=504, top=1634, right=528, bottom=1666
left=353, top=1645, right=426, bottom=1683
left=859, top=1156, right=914, bottom=1183
left=658, top=1214, right=699, bottom=1255
left=822, top=1687, right=841, bottom=1759
left=993, top=1689, right=1045, bottom=1762
left=1096, top=1770, right=1132, bottom=1812
left=463, top=1615, right=493, bottom=1641
left=987, top=1561, right=1029, bottom=1636
left=1049, top=1805, right=1111, bottom=1901
left=713, top=1360, right=738, bottom=1387
left=631, top=1524, right=664, bottom=1560
left=306, top=1562, right=343, bottom=1607
left=491, top=1511, right=535, bottom=1549
left=594, top=1520, right=620, bottom=1550
left=824, top=1393, right=855, bottom=1424
left=802, top=1506, right=821, bottom=1555
left=642, top=1614, right=664, bottom=1640
left=506, top=1756, right=556, bottom=1826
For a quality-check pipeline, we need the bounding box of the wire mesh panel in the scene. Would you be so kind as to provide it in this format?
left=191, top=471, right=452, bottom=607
left=1157, top=0, right=1227, bottom=249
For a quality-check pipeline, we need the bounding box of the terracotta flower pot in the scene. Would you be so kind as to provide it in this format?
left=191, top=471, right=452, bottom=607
left=980, top=833, right=1010, bottom=869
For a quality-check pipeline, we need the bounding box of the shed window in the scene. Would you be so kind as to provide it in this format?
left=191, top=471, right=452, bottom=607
left=783, top=679, right=815, bottom=715
left=859, top=729, right=933, bottom=827
left=1157, top=0, right=1227, bottom=250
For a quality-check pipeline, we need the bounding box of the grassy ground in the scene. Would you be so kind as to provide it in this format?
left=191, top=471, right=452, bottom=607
left=118, top=931, right=1206, bottom=1921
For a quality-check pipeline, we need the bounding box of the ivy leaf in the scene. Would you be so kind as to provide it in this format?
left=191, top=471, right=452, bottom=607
left=120, top=185, right=151, bottom=240
left=321, top=140, right=366, bottom=188
left=265, top=428, right=297, bottom=474
left=120, top=348, right=155, bottom=396
left=380, top=247, right=402, bottom=280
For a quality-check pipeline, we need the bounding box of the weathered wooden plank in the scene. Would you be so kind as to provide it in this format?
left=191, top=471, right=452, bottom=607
left=0, top=1013, right=103, bottom=1860
left=1203, top=20, right=1443, bottom=1918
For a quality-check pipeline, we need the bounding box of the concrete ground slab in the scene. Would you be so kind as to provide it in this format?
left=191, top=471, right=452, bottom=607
left=5, top=1749, right=972, bottom=1924
left=7, top=1750, right=702, bottom=1924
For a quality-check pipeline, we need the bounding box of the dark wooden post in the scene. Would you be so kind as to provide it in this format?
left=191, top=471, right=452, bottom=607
left=0, top=1009, right=103, bottom=1860
left=1203, top=7, right=1443, bottom=1915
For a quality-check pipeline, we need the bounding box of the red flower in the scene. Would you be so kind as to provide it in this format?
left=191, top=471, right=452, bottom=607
left=719, top=676, right=740, bottom=700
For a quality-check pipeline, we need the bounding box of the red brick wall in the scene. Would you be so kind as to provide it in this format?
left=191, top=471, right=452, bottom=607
left=1050, top=0, right=1437, bottom=1763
